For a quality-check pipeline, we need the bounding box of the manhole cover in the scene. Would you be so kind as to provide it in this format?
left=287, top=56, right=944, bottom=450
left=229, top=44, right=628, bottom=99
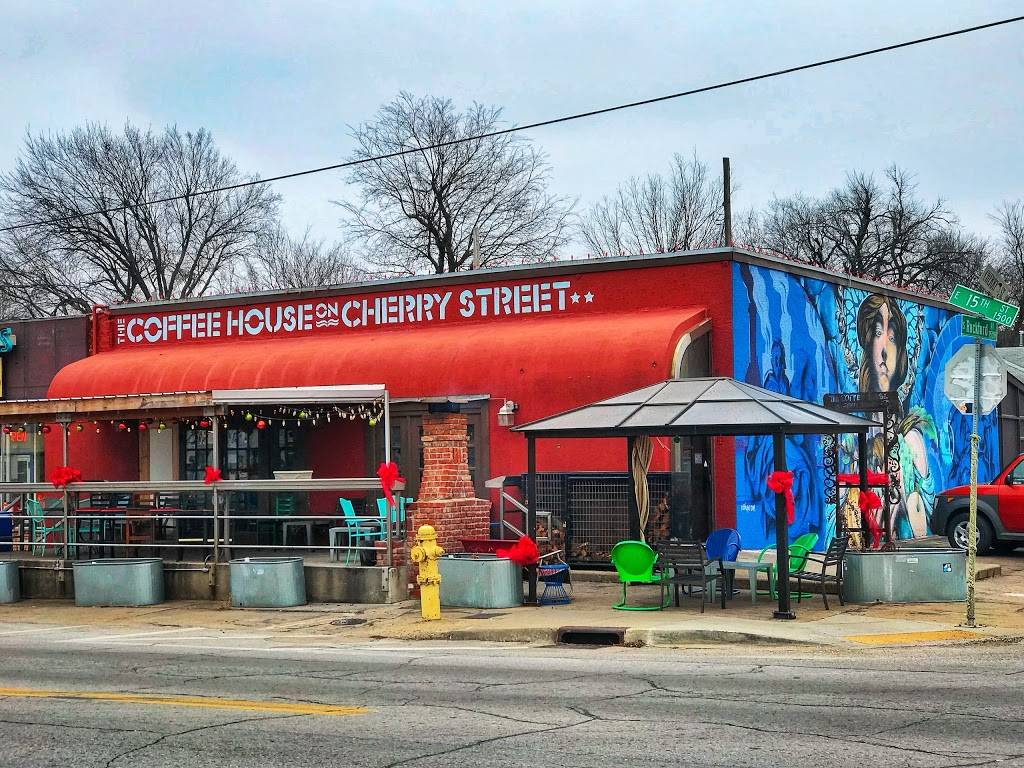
left=330, top=618, right=367, bottom=626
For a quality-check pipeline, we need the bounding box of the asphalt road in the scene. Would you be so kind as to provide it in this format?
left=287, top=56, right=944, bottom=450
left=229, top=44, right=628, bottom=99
left=0, top=624, right=1022, bottom=767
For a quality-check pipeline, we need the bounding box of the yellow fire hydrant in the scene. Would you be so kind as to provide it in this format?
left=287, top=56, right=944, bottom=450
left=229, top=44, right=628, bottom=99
left=410, top=524, right=445, bottom=620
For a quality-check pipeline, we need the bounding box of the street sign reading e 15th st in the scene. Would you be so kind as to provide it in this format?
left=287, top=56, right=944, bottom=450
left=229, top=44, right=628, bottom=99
left=961, top=315, right=998, bottom=341
left=949, top=284, right=1020, bottom=327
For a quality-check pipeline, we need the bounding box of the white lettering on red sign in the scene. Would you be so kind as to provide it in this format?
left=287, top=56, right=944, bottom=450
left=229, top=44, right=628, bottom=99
left=114, top=280, right=586, bottom=346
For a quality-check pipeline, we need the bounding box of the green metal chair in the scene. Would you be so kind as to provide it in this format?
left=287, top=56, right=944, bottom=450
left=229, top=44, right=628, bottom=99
left=756, top=532, right=818, bottom=599
left=257, top=494, right=296, bottom=546
left=26, top=497, right=69, bottom=556
left=610, top=540, right=669, bottom=611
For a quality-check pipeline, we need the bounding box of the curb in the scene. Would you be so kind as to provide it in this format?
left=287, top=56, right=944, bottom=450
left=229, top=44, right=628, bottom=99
left=628, top=627, right=825, bottom=647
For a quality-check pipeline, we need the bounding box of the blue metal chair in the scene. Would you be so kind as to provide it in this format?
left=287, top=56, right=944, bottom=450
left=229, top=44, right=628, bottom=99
left=705, top=528, right=742, bottom=596
left=706, top=528, right=742, bottom=562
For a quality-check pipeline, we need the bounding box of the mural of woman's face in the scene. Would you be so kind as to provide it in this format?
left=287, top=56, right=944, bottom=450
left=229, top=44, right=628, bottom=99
left=870, top=302, right=898, bottom=391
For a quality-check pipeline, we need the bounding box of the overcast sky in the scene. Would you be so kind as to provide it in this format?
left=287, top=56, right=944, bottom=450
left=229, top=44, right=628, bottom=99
left=2, top=1, right=1022, bottom=254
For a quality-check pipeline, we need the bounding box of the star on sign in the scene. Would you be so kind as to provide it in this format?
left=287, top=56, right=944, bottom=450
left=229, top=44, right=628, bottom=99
left=584, top=292, right=594, bottom=303
left=570, top=292, right=581, bottom=303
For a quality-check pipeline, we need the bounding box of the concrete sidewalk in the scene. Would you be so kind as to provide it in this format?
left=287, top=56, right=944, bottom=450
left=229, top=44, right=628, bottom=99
left=1, top=553, right=1022, bottom=649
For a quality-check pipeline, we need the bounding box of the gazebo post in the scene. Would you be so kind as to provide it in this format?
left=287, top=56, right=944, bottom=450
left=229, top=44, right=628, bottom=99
left=526, top=436, right=538, bottom=605
left=626, top=437, right=641, bottom=541
left=772, top=432, right=796, bottom=620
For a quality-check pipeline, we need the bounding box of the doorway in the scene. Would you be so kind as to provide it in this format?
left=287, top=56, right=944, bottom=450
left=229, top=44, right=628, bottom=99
left=670, top=323, right=714, bottom=540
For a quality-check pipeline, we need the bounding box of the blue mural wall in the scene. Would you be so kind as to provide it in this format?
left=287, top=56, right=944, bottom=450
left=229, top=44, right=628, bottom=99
left=733, top=262, right=1000, bottom=550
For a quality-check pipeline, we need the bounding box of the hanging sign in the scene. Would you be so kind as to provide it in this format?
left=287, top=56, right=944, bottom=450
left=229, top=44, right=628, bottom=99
left=0, top=327, right=15, bottom=354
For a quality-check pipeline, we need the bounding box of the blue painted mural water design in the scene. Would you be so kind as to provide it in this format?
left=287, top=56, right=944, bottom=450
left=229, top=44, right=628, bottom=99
left=733, top=263, right=999, bottom=550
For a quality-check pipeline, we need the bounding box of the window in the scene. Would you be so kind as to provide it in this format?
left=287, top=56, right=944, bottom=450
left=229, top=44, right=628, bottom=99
left=224, top=428, right=260, bottom=480
left=182, top=429, right=212, bottom=481
left=1011, top=461, right=1024, bottom=485
left=274, top=426, right=301, bottom=472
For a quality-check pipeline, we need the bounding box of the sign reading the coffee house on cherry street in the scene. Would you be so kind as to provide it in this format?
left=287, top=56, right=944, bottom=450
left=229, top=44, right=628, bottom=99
left=949, top=284, right=1020, bottom=327
left=113, top=278, right=598, bottom=347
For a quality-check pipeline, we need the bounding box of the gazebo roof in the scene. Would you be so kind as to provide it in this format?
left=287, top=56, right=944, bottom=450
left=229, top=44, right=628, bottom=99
left=514, top=377, right=880, bottom=437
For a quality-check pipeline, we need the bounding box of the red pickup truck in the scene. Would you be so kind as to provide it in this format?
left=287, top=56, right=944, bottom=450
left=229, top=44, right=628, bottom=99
left=932, top=454, right=1024, bottom=553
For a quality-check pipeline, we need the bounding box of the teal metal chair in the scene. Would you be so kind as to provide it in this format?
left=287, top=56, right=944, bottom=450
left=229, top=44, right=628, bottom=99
left=376, top=496, right=411, bottom=539
left=26, top=498, right=69, bottom=556
left=610, top=540, right=669, bottom=611
left=330, top=499, right=379, bottom=565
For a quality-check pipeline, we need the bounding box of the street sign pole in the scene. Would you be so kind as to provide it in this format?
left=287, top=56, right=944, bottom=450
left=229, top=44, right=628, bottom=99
left=965, top=336, right=981, bottom=627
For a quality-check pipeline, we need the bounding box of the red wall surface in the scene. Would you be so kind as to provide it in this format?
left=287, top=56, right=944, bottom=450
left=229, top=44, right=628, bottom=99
left=47, top=259, right=737, bottom=525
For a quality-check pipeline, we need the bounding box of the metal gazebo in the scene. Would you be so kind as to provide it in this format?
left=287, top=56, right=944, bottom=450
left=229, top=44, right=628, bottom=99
left=514, top=377, right=879, bottom=618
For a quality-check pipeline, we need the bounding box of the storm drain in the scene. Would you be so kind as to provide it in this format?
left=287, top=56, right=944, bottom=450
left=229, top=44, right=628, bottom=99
left=556, top=626, right=625, bottom=646
left=330, top=617, right=367, bottom=626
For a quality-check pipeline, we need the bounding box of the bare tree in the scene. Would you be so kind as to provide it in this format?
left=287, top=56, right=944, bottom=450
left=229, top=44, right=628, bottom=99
left=580, top=152, right=724, bottom=256
left=219, top=225, right=363, bottom=293
left=749, top=166, right=981, bottom=292
left=0, top=123, right=279, bottom=317
left=338, top=93, right=572, bottom=275
left=993, top=200, right=1024, bottom=336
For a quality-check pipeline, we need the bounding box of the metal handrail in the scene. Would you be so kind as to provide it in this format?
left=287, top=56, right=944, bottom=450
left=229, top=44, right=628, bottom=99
left=0, top=478, right=401, bottom=493
left=2, top=482, right=406, bottom=562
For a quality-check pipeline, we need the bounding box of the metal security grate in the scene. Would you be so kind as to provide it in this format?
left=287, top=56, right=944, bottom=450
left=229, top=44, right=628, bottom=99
left=566, top=476, right=630, bottom=564
left=522, top=472, right=673, bottom=566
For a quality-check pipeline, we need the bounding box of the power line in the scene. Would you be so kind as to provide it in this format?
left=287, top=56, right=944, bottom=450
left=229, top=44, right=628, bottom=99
left=2, top=14, right=1022, bottom=234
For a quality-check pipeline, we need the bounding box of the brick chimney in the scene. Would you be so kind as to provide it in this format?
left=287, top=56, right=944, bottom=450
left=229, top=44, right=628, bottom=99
left=407, top=412, right=491, bottom=557
left=378, top=412, right=491, bottom=568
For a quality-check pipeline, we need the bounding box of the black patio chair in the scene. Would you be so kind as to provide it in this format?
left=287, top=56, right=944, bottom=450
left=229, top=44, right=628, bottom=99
left=791, top=535, right=850, bottom=610
left=656, top=541, right=725, bottom=613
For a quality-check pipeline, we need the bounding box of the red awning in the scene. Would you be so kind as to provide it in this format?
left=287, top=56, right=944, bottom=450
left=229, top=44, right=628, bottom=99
left=48, top=308, right=709, bottom=405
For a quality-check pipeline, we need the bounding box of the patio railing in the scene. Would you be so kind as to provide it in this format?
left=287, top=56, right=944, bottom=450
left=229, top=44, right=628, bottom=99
left=0, top=478, right=405, bottom=567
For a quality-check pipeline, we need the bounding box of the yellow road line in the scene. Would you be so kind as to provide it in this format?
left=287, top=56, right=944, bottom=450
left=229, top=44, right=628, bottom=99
left=0, top=687, right=367, bottom=716
left=846, top=629, right=980, bottom=645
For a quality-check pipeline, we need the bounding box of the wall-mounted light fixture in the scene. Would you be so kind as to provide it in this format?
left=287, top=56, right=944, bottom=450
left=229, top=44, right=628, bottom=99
left=497, top=399, right=518, bottom=427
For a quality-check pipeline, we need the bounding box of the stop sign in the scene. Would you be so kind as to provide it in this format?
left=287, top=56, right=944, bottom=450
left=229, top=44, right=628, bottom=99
left=944, top=344, right=1007, bottom=415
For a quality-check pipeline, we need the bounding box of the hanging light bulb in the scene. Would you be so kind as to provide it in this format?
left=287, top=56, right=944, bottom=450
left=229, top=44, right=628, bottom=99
left=75, top=423, right=84, bottom=433
left=158, top=422, right=167, bottom=431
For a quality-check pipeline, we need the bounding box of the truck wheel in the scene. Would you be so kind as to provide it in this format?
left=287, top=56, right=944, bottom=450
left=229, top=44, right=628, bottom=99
left=947, top=513, right=994, bottom=554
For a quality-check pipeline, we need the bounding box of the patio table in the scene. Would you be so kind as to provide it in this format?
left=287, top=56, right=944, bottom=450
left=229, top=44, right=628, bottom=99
left=721, top=560, right=774, bottom=604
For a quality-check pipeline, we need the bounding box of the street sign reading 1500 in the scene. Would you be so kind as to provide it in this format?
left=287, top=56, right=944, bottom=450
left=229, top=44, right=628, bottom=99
left=949, top=284, right=1020, bottom=327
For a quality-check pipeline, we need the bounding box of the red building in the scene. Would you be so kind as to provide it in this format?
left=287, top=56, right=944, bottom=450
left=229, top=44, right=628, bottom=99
left=7, top=247, right=1013, bottom=562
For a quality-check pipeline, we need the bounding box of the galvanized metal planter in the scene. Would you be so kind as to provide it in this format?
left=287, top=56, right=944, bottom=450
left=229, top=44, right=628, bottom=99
left=438, top=553, right=523, bottom=609
left=73, top=558, right=164, bottom=607
left=229, top=557, right=306, bottom=608
left=843, top=549, right=966, bottom=603
left=0, top=561, right=20, bottom=603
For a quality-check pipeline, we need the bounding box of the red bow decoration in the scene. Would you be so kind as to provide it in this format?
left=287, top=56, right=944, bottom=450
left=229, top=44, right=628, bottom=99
left=496, top=535, right=540, bottom=567
left=837, top=472, right=889, bottom=486
left=203, top=466, right=222, bottom=485
left=857, top=489, right=882, bottom=513
left=376, top=462, right=405, bottom=508
left=859, top=490, right=884, bottom=549
left=49, top=466, right=82, bottom=488
left=766, top=470, right=795, bottom=524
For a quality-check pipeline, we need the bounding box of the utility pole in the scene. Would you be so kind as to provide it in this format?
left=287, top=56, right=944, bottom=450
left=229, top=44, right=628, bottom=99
left=471, top=227, right=481, bottom=269
left=966, top=336, right=981, bottom=627
left=722, top=157, right=733, bottom=247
